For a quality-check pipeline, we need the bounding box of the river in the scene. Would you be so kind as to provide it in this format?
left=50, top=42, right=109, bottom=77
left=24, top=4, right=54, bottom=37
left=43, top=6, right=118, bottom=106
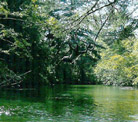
left=0, top=85, right=138, bottom=122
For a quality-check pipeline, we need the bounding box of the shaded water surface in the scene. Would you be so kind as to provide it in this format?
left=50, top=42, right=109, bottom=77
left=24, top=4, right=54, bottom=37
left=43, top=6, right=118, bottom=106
left=0, top=85, right=138, bottom=122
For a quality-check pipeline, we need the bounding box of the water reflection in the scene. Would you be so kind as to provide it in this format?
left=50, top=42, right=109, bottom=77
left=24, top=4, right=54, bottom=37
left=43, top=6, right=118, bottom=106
left=0, top=85, right=138, bottom=122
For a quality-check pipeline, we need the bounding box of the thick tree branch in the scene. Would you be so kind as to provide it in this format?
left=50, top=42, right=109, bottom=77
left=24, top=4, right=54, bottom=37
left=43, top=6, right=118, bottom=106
left=0, top=13, right=24, bottom=22
left=0, top=17, right=24, bottom=22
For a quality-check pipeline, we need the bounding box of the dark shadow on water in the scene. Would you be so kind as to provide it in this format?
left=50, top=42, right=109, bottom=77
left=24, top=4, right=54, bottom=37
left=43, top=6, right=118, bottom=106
left=0, top=85, right=96, bottom=118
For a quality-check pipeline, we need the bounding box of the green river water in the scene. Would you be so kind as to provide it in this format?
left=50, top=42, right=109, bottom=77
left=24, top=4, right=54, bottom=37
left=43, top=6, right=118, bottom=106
left=0, top=85, right=138, bottom=122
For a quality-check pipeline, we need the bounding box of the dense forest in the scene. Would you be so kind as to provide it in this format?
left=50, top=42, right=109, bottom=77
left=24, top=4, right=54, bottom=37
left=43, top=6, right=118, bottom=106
left=0, top=0, right=138, bottom=88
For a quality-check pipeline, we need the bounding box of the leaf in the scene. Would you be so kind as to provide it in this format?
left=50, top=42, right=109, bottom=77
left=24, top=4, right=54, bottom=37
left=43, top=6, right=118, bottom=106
left=32, top=0, right=37, bottom=3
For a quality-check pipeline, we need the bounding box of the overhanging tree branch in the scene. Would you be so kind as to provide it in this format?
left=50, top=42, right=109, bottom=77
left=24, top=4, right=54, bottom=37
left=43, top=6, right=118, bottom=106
left=94, top=12, right=111, bottom=42
left=69, top=0, right=117, bottom=28
left=0, top=17, right=24, bottom=22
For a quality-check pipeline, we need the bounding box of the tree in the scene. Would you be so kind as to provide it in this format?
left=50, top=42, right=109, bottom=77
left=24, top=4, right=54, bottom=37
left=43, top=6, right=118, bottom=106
left=0, top=0, right=137, bottom=88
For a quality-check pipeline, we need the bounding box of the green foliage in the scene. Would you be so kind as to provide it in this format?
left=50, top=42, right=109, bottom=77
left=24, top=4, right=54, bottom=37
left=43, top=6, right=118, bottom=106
left=0, top=0, right=137, bottom=88
left=0, top=0, right=98, bottom=88
left=95, top=38, right=138, bottom=86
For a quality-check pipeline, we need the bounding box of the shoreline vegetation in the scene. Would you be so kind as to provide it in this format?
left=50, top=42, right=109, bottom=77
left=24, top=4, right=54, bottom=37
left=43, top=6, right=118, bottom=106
left=0, top=0, right=138, bottom=88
